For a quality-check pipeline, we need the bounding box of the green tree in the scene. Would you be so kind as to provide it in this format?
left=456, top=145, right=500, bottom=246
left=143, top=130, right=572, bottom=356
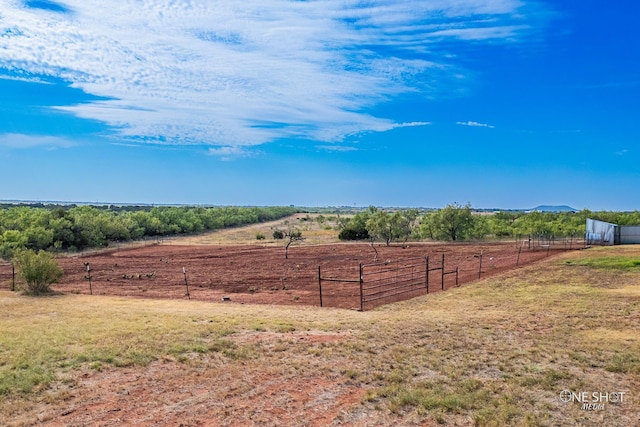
left=422, top=203, right=475, bottom=241
left=49, top=211, right=77, bottom=250
left=469, top=214, right=490, bottom=240
left=24, top=226, right=54, bottom=251
left=13, top=249, right=63, bottom=296
left=486, top=211, right=520, bottom=238
left=365, top=208, right=419, bottom=246
left=366, top=208, right=394, bottom=246
left=338, top=211, right=370, bottom=241
left=513, top=211, right=554, bottom=245
left=419, top=211, right=437, bottom=240
left=393, top=209, right=419, bottom=245
left=0, top=230, right=28, bottom=260
left=68, top=206, right=108, bottom=248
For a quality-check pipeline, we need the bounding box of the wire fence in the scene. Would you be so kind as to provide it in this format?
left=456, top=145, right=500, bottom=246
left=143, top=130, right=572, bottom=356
left=1, top=240, right=583, bottom=310
left=319, top=241, right=581, bottom=310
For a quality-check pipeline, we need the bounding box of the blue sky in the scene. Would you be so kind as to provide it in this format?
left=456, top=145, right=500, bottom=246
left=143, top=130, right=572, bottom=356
left=0, top=0, right=638, bottom=210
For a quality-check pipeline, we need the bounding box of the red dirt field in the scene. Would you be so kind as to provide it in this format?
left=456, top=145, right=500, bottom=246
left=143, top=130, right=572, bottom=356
left=27, top=241, right=581, bottom=310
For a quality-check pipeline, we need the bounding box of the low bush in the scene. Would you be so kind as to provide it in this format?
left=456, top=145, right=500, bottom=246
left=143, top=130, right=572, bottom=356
left=13, top=249, right=63, bottom=296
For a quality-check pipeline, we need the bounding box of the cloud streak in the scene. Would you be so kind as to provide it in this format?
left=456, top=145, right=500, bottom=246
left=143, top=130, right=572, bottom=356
left=316, top=145, right=359, bottom=153
left=456, top=120, right=495, bottom=129
left=0, top=133, right=75, bottom=149
left=0, top=0, right=540, bottom=148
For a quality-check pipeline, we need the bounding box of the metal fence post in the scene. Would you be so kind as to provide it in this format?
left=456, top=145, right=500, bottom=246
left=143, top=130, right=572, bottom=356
left=183, top=267, right=190, bottom=300
left=359, top=263, right=364, bottom=312
left=425, top=256, right=429, bottom=294
left=318, top=265, right=323, bottom=307
left=85, top=263, right=93, bottom=295
left=441, top=253, right=445, bottom=291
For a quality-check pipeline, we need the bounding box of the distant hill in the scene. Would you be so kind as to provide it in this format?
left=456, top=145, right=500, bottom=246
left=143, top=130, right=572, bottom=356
left=529, top=205, right=578, bottom=213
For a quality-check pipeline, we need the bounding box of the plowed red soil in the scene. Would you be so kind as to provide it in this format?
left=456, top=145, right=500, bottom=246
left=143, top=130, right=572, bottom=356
left=49, top=241, right=575, bottom=310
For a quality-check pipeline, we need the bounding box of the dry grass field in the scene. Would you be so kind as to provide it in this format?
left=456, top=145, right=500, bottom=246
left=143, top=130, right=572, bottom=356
left=165, top=213, right=343, bottom=246
left=1, top=240, right=639, bottom=425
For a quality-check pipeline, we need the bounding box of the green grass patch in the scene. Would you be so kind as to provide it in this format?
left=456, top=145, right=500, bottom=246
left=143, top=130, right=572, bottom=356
left=605, top=351, right=640, bottom=374
left=564, top=256, right=640, bottom=270
left=0, top=363, right=54, bottom=396
left=386, top=383, right=490, bottom=414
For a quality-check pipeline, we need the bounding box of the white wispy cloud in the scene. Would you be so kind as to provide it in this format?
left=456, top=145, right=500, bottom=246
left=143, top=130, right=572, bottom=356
left=316, top=145, right=359, bottom=152
left=0, top=0, right=539, bottom=148
left=0, top=133, right=75, bottom=149
left=615, top=149, right=629, bottom=156
left=393, top=121, right=432, bottom=129
left=0, top=74, right=52, bottom=84
left=456, top=120, right=495, bottom=129
left=207, top=145, right=258, bottom=161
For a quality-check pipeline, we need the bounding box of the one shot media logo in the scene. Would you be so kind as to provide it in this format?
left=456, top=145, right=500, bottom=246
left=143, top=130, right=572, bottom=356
left=559, top=390, right=626, bottom=411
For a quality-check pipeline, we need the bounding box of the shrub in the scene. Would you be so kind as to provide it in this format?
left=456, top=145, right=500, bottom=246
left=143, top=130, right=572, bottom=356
left=13, top=249, right=63, bottom=296
left=272, top=230, right=284, bottom=239
left=255, top=233, right=266, bottom=240
left=338, top=226, right=369, bottom=241
left=337, top=211, right=371, bottom=241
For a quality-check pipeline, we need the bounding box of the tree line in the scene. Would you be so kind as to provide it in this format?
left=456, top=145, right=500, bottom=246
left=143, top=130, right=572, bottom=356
left=3, top=202, right=639, bottom=260
left=0, top=205, right=299, bottom=259
left=338, top=203, right=640, bottom=245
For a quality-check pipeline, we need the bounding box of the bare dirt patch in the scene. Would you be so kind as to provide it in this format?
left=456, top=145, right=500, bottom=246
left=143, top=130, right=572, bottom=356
left=230, top=330, right=349, bottom=345
left=20, top=359, right=366, bottom=427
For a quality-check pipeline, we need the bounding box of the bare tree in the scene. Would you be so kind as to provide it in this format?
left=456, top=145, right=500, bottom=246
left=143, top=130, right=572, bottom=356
left=369, top=235, right=379, bottom=262
left=284, top=229, right=304, bottom=259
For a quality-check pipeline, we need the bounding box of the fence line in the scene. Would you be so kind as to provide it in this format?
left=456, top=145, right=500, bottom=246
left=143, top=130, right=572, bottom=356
left=3, top=241, right=577, bottom=310
left=318, top=243, right=568, bottom=311
left=318, top=254, right=463, bottom=311
left=316, top=265, right=360, bottom=308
